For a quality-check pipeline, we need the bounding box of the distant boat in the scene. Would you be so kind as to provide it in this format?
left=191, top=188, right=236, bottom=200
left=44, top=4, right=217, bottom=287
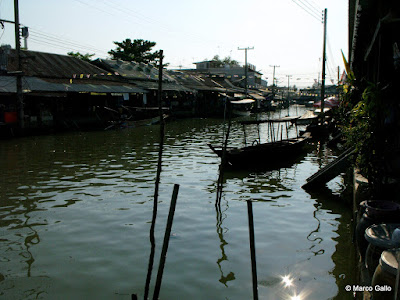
left=208, top=117, right=310, bottom=169
left=296, top=110, right=319, bottom=125
left=230, top=99, right=255, bottom=116
left=120, top=114, right=169, bottom=128
left=103, top=104, right=169, bottom=130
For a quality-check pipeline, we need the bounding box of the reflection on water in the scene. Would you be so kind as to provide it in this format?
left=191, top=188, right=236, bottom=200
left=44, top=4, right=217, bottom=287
left=215, top=199, right=236, bottom=287
left=0, top=107, right=357, bottom=299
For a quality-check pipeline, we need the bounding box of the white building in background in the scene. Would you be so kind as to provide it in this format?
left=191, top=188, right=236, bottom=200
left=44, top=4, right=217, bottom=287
left=189, top=60, right=266, bottom=89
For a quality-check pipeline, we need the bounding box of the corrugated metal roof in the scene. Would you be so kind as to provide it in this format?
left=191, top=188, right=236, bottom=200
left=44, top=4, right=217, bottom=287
left=0, top=76, right=146, bottom=94
left=130, top=80, right=193, bottom=92
left=6, top=49, right=114, bottom=80
left=168, top=71, right=227, bottom=92
left=93, top=59, right=177, bottom=82
left=93, top=59, right=194, bottom=92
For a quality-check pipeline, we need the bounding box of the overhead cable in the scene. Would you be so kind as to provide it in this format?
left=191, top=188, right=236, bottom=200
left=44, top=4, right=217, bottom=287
left=291, top=0, right=322, bottom=22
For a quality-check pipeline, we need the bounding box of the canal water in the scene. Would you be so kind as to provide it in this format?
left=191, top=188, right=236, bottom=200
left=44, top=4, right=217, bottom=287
left=0, top=106, right=357, bottom=300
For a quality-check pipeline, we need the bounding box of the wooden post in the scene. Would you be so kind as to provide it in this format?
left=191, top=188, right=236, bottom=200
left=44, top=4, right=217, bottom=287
left=216, top=101, right=232, bottom=206
left=285, top=121, right=289, bottom=140
left=320, top=8, right=327, bottom=124
left=158, top=50, right=164, bottom=126
left=247, top=201, right=258, bottom=300
left=144, top=50, right=164, bottom=300
left=152, top=184, right=180, bottom=300
left=14, top=0, right=24, bottom=129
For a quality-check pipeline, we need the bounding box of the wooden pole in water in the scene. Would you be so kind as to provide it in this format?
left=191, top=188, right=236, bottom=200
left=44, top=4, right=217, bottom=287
left=144, top=50, right=164, bottom=300
left=320, top=8, right=327, bottom=124
left=152, top=184, right=180, bottom=300
left=271, top=121, right=275, bottom=143
left=285, top=121, right=289, bottom=140
left=247, top=201, right=259, bottom=300
left=216, top=101, right=232, bottom=206
left=158, top=50, right=165, bottom=127
left=14, top=0, right=24, bottom=130
left=276, top=123, right=279, bottom=142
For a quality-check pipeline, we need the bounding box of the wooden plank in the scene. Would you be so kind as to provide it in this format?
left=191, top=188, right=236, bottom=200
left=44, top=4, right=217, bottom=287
left=302, top=148, right=355, bottom=189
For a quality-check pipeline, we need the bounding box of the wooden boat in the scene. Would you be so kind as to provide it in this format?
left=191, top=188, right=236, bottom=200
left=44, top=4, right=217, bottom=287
left=121, top=114, right=168, bottom=128
left=208, top=117, right=311, bottom=169
left=230, top=99, right=255, bottom=116
left=208, top=133, right=310, bottom=169
left=105, top=114, right=168, bottom=130
left=296, top=110, right=319, bottom=125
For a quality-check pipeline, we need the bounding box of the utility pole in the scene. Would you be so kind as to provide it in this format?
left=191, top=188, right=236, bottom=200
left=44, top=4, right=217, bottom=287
left=269, top=65, right=280, bottom=98
left=320, top=8, right=327, bottom=124
left=238, top=46, right=254, bottom=96
left=14, top=0, right=24, bottom=129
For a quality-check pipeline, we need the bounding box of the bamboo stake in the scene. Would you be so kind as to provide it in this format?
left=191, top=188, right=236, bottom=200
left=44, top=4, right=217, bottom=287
left=285, top=121, right=289, bottom=140
left=144, top=50, right=164, bottom=300
left=247, top=201, right=258, bottom=300
left=152, top=184, right=180, bottom=300
left=216, top=101, right=232, bottom=206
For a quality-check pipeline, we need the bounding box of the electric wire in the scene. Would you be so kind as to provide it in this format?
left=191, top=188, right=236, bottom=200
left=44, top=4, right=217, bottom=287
left=297, top=0, right=321, bottom=16
left=73, top=0, right=219, bottom=46
left=28, top=36, right=106, bottom=55
left=291, top=0, right=322, bottom=22
left=29, top=29, right=108, bottom=55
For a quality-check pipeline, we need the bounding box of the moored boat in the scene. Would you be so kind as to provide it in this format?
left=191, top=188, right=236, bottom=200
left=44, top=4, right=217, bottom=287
left=208, top=116, right=311, bottom=169
left=208, top=133, right=310, bottom=169
left=230, top=99, right=255, bottom=116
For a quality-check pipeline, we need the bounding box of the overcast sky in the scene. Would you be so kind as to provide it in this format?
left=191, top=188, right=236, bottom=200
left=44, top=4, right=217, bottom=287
left=0, top=0, right=348, bottom=88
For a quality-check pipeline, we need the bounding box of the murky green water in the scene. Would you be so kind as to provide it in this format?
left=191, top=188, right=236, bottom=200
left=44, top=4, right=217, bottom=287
left=0, top=106, right=357, bottom=300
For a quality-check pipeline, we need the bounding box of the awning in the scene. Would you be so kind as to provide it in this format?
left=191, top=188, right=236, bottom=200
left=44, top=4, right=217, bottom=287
left=131, top=80, right=194, bottom=92
left=230, top=99, right=255, bottom=105
left=249, top=93, right=265, bottom=100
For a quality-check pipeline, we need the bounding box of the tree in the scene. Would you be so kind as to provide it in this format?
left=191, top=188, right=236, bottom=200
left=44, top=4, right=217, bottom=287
left=211, top=55, right=239, bottom=67
left=67, top=52, right=95, bottom=62
left=108, top=38, right=160, bottom=64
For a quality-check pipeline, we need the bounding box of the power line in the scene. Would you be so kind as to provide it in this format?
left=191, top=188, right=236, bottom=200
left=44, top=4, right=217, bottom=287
left=297, top=0, right=321, bottom=16
left=29, top=29, right=108, bottom=54
left=74, top=0, right=219, bottom=46
left=291, top=0, right=322, bottom=22
left=304, top=0, right=322, bottom=12
left=28, top=36, right=108, bottom=56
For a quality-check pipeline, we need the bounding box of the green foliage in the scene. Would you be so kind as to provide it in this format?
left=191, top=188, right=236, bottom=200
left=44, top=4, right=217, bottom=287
left=108, top=38, right=160, bottom=64
left=67, top=52, right=95, bottom=62
left=339, top=76, right=384, bottom=189
left=211, top=55, right=239, bottom=67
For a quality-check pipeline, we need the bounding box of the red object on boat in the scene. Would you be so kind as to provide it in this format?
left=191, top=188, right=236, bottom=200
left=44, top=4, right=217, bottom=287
left=4, top=112, right=17, bottom=123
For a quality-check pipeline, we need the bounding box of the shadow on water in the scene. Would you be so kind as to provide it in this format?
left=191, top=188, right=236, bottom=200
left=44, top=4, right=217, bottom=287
left=307, top=185, right=357, bottom=300
left=0, top=194, right=44, bottom=299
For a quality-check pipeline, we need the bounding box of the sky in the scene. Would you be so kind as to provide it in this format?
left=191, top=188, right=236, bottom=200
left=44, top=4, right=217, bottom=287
left=0, top=0, right=348, bottom=88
